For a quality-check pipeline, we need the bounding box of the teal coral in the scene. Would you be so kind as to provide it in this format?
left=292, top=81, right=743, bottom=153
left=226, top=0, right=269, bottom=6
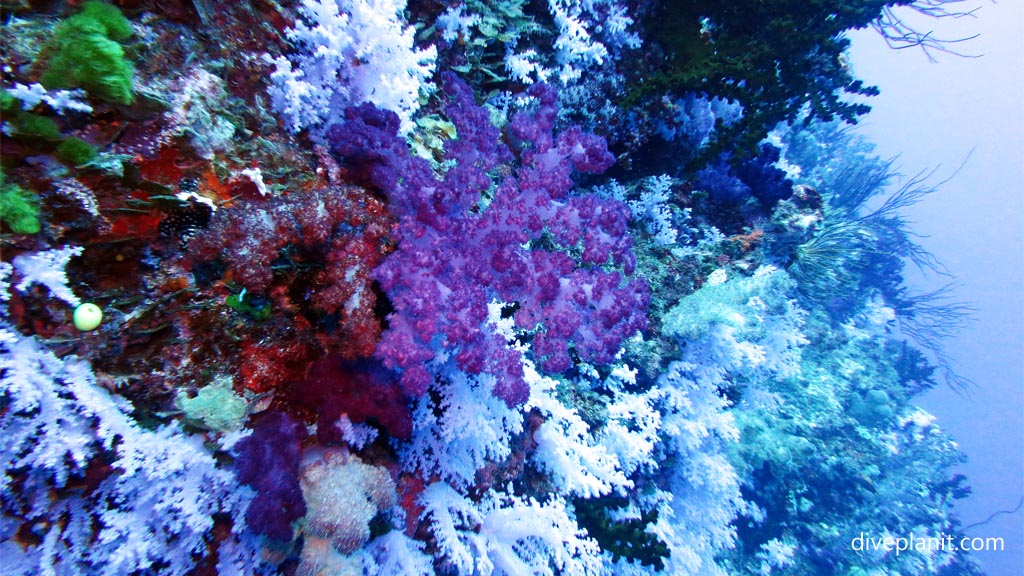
left=176, top=377, right=247, bottom=432
left=663, top=267, right=797, bottom=342
left=723, top=303, right=979, bottom=575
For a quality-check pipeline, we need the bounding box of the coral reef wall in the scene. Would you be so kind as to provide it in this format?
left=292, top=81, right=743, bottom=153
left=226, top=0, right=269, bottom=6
left=1, top=1, right=984, bottom=575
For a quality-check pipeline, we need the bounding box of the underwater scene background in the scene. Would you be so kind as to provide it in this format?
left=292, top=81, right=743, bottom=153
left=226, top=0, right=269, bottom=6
left=846, top=3, right=1023, bottom=574
left=1, top=1, right=1020, bottom=575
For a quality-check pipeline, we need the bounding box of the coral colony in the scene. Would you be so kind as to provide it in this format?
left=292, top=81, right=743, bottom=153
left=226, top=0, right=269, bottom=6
left=1, top=1, right=984, bottom=575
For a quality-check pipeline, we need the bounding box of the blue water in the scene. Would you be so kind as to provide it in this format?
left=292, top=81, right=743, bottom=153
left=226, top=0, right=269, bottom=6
left=850, top=4, right=1024, bottom=572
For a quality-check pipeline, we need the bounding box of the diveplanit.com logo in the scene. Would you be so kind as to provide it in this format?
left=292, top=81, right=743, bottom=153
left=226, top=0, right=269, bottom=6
left=851, top=532, right=1005, bottom=556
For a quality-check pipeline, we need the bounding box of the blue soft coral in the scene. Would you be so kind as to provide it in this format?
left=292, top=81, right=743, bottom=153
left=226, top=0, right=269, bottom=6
left=697, top=145, right=793, bottom=207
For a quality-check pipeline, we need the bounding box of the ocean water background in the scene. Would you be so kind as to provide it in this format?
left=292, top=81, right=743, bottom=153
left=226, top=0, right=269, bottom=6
left=849, top=2, right=1024, bottom=574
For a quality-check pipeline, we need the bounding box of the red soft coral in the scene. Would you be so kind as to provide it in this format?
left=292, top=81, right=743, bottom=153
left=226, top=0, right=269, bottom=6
left=292, top=355, right=412, bottom=442
left=237, top=339, right=311, bottom=394
left=189, top=184, right=393, bottom=363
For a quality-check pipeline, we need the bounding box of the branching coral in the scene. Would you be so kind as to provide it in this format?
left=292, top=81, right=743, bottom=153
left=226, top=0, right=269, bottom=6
left=0, top=315, right=260, bottom=576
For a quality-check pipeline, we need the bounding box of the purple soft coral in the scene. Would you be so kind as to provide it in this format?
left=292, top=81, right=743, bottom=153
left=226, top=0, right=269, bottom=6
left=234, top=410, right=307, bottom=541
left=328, top=72, right=648, bottom=406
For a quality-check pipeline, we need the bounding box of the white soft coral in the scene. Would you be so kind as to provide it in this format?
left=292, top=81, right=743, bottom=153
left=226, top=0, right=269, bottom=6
left=12, top=246, right=83, bottom=307
left=267, top=0, right=436, bottom=135
left=419, top=482, right=601, bottom=576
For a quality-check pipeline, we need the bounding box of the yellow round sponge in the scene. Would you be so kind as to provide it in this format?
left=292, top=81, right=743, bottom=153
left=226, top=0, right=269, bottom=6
left=73, top=303, right=103, bottom=331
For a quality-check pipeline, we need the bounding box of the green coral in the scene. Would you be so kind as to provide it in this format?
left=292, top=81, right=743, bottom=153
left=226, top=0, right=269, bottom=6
left=77, top=1, right=134, bottom=42
left=0, top=89, right=17, bottom=113
left=8, top=112, right=63, bottom=141
left=628, top=0, right=886, bottom=164
left=55, top=137, right=98, bottom=166
left=41, top=1, right=135, bottom=105
left=0, top=169, right=41, bottom=235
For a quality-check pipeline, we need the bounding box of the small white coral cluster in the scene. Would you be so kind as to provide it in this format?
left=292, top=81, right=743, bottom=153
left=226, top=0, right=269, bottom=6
left=435, top=0, right=639, bottom=85
left=267, top=0, right=437, bottom=135
left=11, top=245, right=83, bottom=307
left=418, top=482, right=602, bottom=576
left=3, top=82, right=92, bottom=115
left=526, top=362, right=636, bottom=499
left=628, top=175, right=679, bottom=246
left=547, top=0, right=640, bottom=82
left=401, top=352, right=525, bottom=490
left=601, top=175, right=682, bottom=246
left=300, top=450, right=397, bottom=557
